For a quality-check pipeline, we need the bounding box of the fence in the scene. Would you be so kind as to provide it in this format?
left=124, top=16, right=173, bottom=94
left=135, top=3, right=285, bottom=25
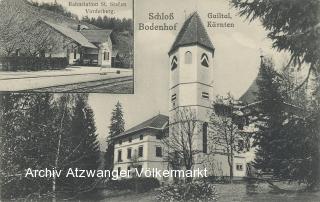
left=0, top=57, right=68, bottom=71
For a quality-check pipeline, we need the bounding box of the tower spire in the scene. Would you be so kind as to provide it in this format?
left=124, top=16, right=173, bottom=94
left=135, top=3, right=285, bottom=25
left=168, top=12, right=214, bottom=55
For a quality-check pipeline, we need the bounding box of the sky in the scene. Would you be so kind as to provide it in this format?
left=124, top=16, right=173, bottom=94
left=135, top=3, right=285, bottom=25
left=36, top=0, right=289, bottom=151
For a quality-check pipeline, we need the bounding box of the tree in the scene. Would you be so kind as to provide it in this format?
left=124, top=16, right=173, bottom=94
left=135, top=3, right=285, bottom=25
left=63, top=94, right=100, bottom=196
left=104, top=102, right=125, bottom=171
left=0, top=93, right=57, bottom=200
left=0, top=94, right=102, bottom=201
left=250, top=57, right=286, bottom=171
left=231, top=0, right=320, bottom=103
left=209, top=94, right=246, bottom=181
left=247, top=56, right=320, bottom=190
left=162, top=107, right=203, bottom=182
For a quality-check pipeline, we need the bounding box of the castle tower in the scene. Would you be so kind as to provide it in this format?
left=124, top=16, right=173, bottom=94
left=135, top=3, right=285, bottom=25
left=168, top=12, right=215, bottom=153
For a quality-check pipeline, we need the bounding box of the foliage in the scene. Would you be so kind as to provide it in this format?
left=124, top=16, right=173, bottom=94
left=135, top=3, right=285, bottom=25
left=231, top=0, right=320, bottom=102
left=0, top=56, right=68, bottom=71
left=162, top=107, right=202, bottom=182
left=82, top=16, right=133, bottom=33
left=0, top=93, right=101, bottom=200
left=29, top=0, right=78, bottom=20
left=0, top=0, right=73, bottom=57
left=156, top=181, right=218, bottom=202
left=250, top=57, right=320, bottom=189
left=105, top=102, right=125, bottom=171
left=210, top=94, right=246, bottom=180
left=62, top=94, right=101, bottom=194
left=106, top=177, right=160, bottom=193
left=231, top=0, right=320, bottom=66
left=253, top=57, right=289, bottom=170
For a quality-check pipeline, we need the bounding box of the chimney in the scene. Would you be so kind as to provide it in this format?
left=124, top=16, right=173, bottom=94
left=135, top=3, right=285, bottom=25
left=77, top=24, right=81, bottom=32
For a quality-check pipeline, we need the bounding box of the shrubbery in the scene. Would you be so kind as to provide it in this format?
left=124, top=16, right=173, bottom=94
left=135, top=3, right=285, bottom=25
left=106, top=177, right=160, bottom=193
left=156, top=181, right=218, bottom=202
left=0, top=57, right=68, bottom=71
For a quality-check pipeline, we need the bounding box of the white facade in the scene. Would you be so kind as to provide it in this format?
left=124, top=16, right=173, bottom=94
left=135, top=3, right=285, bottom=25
left=113, top=129, right=168, bottom=180
left=98, top=40, right=112, bottom=67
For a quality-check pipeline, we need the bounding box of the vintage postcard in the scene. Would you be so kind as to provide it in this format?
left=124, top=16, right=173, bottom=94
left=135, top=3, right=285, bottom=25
left=0, top=0, right=319, bottom=201
left=0, top=0, right=133, bottom=93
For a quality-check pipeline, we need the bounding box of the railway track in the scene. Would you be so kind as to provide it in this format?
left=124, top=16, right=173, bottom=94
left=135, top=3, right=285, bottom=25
left=21, top=76, right=133, bottom=93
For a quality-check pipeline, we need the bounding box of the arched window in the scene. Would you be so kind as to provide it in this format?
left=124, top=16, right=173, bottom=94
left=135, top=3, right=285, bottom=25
left=201, top=53, right=209, bottom=67
left=171, top=56, right=178, bottom=70
left=185, top=51, right=192, bottom=64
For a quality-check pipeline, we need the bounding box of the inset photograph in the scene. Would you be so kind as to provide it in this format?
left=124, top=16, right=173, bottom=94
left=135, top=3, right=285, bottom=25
left=0, top=0, right=134, bottom=93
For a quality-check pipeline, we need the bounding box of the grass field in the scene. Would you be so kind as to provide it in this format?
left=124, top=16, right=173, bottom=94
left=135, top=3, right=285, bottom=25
left=92, top=182, right=320, bottom=202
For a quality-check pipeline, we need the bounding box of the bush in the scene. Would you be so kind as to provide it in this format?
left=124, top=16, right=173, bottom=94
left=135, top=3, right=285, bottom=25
left=156, top=181, right=218, bottom=202
left=106, top=177, right=160, bottom=193
left=0, top=57, right=68, bottom=71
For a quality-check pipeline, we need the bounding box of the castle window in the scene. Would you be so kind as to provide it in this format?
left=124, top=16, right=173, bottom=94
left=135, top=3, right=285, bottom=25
left=119, top=139, right=122, bottom=145
left=156, top=146, right=162, bottom=157
left=138, top=146, right=143, bottom=157
left=118, top=150, right=122, bottom=162
left=129, top=137, right=132, bottom=142
left=171, top=56, right=178, bottom=70
left=104, top=51, right=109, bottom=61
left=139, top=134, right=143, bottom=140
left=202, top=92, right=209, bottom=99
left=236, top=164, right=243, bottom=171
left=201, top=53, right=209, bottom=67
left=137, top=165, right=142, bottom=173
left=127, top=148, right=132, bottom=159
left=203, top=122, right=208, bottom=153
left=185, top=51, right=192, bottom=64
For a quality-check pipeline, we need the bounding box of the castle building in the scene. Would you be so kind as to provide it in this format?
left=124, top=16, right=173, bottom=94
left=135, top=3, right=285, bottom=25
left=112, top=12, right=247, bottom=180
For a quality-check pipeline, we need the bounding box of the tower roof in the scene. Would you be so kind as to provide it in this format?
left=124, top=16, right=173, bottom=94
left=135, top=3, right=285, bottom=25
left=169, top=12, right=214, bottom=55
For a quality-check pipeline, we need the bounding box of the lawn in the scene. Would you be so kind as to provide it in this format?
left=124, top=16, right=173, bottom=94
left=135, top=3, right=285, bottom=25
left=94, top=182, right=320, bottom=202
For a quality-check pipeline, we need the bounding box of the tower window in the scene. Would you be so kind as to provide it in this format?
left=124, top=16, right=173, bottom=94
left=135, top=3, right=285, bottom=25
left=171, top=94, right=176, bottom=101
left=171, top=94, right=177, bottom=108
left=202, top=92, right=209, bottom=99
left=203, top=122, right=208, bottom=153
left=185, top=51, right=192, bottom=64
left=201, top=53, right=209, bottom=67
left=171, top=56, right=178, bottom=70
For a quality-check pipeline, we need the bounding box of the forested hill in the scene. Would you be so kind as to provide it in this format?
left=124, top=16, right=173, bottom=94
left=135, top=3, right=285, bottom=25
left=28, top=0, right=79, bottom=20
left=82, top=16, right=133, bottom=34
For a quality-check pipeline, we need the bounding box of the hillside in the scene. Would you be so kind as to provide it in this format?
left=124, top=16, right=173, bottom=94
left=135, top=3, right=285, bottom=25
left=0, top=0, right=98, bottom=30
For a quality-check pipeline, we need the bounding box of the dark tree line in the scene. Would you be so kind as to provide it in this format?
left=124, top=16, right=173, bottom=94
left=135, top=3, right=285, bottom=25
left=82, top=16, right=133, bottom=33
left=28, top=0, right=78, bottom=20
left=0, top=93, right=100, bottom=201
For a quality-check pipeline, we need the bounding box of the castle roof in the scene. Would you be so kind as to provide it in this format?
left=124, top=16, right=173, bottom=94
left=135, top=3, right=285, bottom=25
left=111, top=114, right=168, bottom=140
left=169, top=12, right=214, bottom=55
